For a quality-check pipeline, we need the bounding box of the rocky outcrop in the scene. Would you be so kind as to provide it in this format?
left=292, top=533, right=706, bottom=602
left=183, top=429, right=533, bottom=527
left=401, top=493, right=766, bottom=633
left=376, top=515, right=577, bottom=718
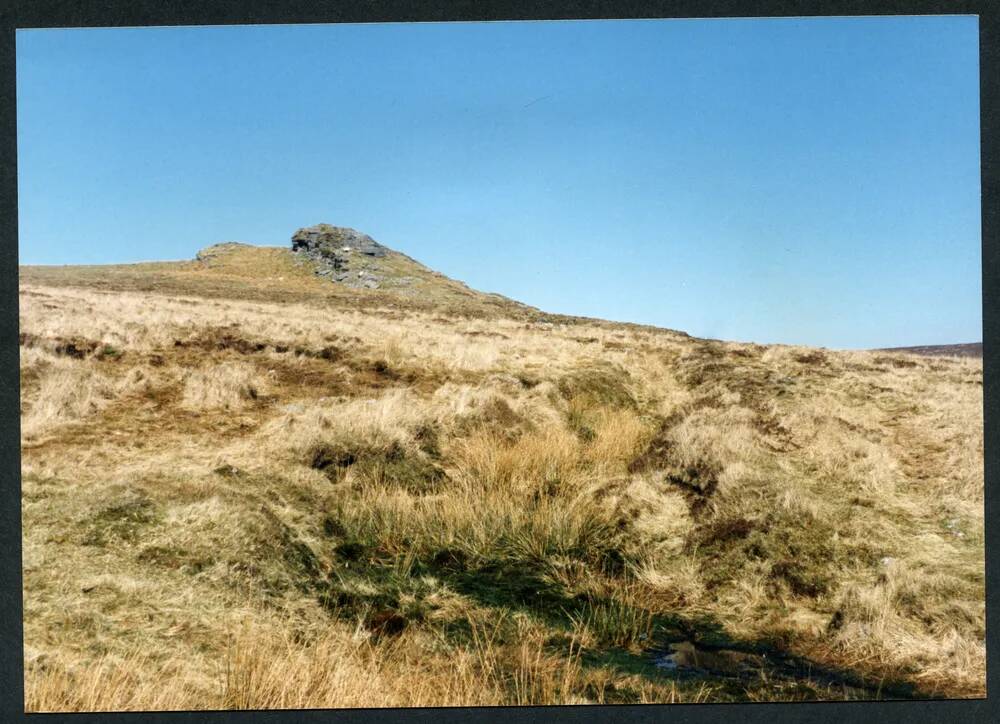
left=292, top=225, right=387, bottom=258
left=291, top=224, right=389, bottom=288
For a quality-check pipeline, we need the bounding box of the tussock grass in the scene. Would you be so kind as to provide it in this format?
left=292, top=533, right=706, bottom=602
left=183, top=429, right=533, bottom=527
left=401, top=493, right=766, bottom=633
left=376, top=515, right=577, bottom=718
left=19, top=267, right=984, bottom=709
left=181, top=362, right=262, bottom=411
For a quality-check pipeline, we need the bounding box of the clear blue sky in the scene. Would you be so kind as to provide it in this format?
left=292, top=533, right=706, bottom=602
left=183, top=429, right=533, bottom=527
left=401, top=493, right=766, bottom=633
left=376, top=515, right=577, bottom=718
left=16, top=17, right=981, bottom=349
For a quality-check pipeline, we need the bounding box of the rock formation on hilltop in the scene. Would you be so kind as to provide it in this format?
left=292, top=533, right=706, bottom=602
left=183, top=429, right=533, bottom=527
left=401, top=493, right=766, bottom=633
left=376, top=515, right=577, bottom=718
left=291, top=224, right=392, bottom=289
left=131, top=222, right=539, bottom=315
left=292, top=224, right=389, bottom=259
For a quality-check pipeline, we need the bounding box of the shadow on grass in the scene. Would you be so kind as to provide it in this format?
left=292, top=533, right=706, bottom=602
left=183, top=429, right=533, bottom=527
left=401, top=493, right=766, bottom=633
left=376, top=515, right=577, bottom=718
left=318, top=547, right=924, bottom=702
left=442, top=559, right=921, bottom=701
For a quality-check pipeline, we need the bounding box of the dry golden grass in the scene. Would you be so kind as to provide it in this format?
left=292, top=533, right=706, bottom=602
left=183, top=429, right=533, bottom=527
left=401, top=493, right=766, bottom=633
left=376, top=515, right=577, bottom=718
left=180, top=362, right=263, bottom=411
left=19, top=250, right=984, bottom=710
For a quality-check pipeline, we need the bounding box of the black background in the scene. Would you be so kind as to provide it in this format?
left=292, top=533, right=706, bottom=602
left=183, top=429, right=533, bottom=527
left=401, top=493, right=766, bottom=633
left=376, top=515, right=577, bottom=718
left=1, top=2, right=996, bottom=722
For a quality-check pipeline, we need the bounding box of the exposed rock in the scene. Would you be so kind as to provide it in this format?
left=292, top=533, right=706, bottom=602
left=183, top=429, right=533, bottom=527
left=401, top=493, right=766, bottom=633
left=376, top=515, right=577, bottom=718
left=291, top=224, right=390, bottom=289
left=292, top=224, right=388, bottom=259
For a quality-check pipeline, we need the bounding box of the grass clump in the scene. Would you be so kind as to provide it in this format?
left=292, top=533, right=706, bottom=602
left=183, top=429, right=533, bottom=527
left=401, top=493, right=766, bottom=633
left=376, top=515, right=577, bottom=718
left=569, top=597, right=655, bottom=650
left=180, top=361, right=260, bottom=411
left=307, top=438, right=446, bottom=494
left=82, top=488, right=159, bottom=547
left=135, top=544, right=211, bottom=575
left=691, top=510, right=848, bottom=599
left=557, top=363, right=637, bottom=410
left=454, top=396, right=531, bottom=442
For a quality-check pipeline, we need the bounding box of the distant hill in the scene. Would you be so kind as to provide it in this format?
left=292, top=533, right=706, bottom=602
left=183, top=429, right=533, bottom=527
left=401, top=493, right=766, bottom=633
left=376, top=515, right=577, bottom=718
left=877, top=343, right=982, bottom=358
left=20, top=224, right=539, bottom=320
left=17, top=224, right=686, bottom=335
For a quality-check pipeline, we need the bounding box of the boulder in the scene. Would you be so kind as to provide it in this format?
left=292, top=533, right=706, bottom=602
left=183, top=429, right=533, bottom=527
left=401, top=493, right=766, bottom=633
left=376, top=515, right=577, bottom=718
left=291, top=224, right=388, bottom=259
left=290, top=224, right=392, bottom=290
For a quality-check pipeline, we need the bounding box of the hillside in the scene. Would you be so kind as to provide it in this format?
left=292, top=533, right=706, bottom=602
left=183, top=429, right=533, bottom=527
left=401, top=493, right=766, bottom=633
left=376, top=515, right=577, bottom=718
left=878, top=343, right=983, bottom=358
left=19, top=228, right=984, bottom=710
left=19, top=224, right=539, bottom=321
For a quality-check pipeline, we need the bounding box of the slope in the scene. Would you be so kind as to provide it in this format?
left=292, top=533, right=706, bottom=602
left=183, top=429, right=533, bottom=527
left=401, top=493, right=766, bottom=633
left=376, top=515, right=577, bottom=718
left=17, top=234, right=985, bottom=709
left=19, top=224, right=539, bottom=321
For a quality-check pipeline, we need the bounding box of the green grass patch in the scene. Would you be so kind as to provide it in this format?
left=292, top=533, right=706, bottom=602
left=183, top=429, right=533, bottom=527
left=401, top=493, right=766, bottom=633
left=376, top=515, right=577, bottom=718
left=82, top=488, right=159, bottom=547
left=135, top=544, right=211, bottom=574
left=557, top=364, right=637, bottom=410
left=691, top=510, right=849, bottom=598
left=307, top=439, right=446, bottom=494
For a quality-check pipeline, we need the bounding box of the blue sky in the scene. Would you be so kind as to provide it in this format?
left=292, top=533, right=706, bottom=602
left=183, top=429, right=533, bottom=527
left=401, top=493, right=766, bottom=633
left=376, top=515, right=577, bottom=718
left=16, top=17, right=981, bottom=349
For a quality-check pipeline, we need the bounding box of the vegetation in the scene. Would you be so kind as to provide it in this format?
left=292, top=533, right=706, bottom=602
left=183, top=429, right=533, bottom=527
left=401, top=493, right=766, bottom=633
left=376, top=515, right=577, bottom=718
left=19, top=246, right=984, bottom=710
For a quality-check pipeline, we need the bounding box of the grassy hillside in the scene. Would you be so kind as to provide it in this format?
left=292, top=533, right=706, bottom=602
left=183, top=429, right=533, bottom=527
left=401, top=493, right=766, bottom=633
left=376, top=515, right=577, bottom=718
left=19, top=246, right=984, bottom=710
left=877, top=343, right=983, bottom=359
left=19, top=241, right=538, bottom=320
